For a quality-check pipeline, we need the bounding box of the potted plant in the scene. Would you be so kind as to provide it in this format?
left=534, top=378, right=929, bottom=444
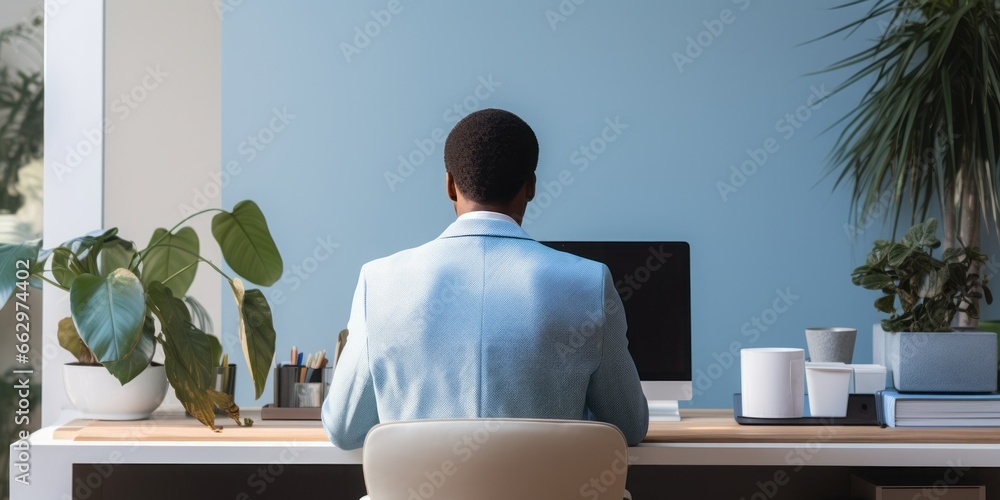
left=819, top=0, right=1000, bottom=327
left=852, top=218, right=996, bottom=392
left=0, top=16, right=43, bottom=243
left=0, top=200, right=283, bottom=430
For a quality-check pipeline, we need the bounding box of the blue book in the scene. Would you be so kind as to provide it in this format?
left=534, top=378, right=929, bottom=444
left=879, top=389, right=1000, bottom=427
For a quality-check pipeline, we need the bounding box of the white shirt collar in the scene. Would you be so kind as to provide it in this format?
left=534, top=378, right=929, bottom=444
left=456, top=211, right=518, bottom=224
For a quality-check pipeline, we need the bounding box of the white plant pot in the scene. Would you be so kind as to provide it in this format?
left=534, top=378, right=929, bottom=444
left=63, top=363, right=169, bottom=420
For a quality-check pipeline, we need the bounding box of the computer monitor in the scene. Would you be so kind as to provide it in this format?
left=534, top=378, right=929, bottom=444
left=541, top=241, right=692, bottom=421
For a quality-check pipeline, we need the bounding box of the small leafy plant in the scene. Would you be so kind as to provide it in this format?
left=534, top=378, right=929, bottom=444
left=0, top=200, right=283, bottom=430
left=852, top=218, right=992, bottom=332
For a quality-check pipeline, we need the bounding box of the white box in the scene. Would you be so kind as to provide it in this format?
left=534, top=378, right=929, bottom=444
left=850, top=364, right=888, bottom=394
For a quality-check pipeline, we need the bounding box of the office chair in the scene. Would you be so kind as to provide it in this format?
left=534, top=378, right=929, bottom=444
left=360, top=419, right=632, bottom=500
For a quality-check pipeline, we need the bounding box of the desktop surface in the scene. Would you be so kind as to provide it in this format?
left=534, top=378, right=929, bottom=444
left=48, top=409, right=1000, bottom=445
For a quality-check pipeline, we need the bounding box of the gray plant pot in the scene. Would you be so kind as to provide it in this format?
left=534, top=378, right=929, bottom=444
left=875, top=324, right=998, bottom=393
left=805, top=327, right=857, bottom=363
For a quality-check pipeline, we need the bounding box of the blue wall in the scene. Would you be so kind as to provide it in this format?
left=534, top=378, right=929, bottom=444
left=221, top=1, right=1000, bottom=409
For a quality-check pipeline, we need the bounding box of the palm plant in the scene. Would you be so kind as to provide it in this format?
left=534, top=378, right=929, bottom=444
left=0, top=16, right=43, bottom=215
left=820, top=0, right=1000, bottom=326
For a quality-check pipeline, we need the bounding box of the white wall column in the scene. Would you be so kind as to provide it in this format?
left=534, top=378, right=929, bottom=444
left=42, top=0, right=107, bottom=427
left=43, top=0, right=221, bottom=425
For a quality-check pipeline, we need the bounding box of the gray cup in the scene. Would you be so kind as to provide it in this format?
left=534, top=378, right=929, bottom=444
left=805, top=327, right=857, bottom=363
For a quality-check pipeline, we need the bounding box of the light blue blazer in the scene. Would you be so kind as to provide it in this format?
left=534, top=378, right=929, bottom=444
left=322, top=217, right=649, bottom=449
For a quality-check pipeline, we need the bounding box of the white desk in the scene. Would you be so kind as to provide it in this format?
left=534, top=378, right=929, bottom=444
left=12, top=409, right=1000, bottom=499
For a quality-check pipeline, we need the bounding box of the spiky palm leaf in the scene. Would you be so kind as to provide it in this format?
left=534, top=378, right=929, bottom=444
left=820, top=0, right=1000, bottom=238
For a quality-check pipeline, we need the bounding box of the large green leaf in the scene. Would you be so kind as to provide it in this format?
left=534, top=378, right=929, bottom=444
left=146, top=282, right=192, bottom=325
left=102, top=313, right=156, bottom=385
left=57, top=317, right=95, bottom=364
left=69, top=270, right=146, bottom=364
left=206, top=388, right=245, bottom=427
left=917, top=267, right=949, bottom=298
left=901, top=218, right=940, bottom=249
left=141, top=227, right=199, bottom=297
left=230, top=279, right=276, bottom=399
left=60, top=228, right=119, bottom=275
left=212, top=201, right=283, bottom=286
left=59, top=228, right=117, bottom=254
left=0, top=239, right=40, bottom=309
left=51, top=247, right=86, bottom=288
left=886, top=243, right=913, bottom=268
left=859, top=272, right=894, bottom=290
left=97, top=238, right=137, bottom=278
left=874, top=294, right=896, bottom=314
left=148, top=282, right=219, bottom=430
left=29, top=247, right=51, bottom=289
left=161, top=323, right=219, bottom=430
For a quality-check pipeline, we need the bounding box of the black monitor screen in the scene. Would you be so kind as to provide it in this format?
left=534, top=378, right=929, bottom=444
left=541, top=242, right=692, bottom=382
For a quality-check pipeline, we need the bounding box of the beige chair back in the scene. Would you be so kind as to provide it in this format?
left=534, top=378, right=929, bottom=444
left=361, top=419, right=630, bottom=500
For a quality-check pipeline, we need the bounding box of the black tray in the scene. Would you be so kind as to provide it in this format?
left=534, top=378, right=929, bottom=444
left=733, top=393, right=879, bottom=426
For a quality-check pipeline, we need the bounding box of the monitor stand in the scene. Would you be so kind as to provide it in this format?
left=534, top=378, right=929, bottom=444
left=648, top=400, right=681, bottom=422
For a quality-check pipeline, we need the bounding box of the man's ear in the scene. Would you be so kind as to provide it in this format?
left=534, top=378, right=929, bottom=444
left=525, top=173, right=536, bottom=202
left=446, top=171, right=458, bottom=202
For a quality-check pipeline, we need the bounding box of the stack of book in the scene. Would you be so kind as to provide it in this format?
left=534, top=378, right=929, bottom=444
left=877, top=389, right=1000, bottom=427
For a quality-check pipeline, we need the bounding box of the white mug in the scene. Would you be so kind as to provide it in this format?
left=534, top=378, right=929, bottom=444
left=741, top=348, right=805, bottom=418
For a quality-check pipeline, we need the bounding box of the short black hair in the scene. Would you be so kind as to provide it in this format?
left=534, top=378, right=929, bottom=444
left=444, top=108, right=539, bottom=204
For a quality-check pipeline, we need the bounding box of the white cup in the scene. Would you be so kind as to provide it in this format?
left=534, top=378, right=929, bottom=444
left=741, top=348, right=805, bottom=418
left=805, top=363, right=853, bottom=417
